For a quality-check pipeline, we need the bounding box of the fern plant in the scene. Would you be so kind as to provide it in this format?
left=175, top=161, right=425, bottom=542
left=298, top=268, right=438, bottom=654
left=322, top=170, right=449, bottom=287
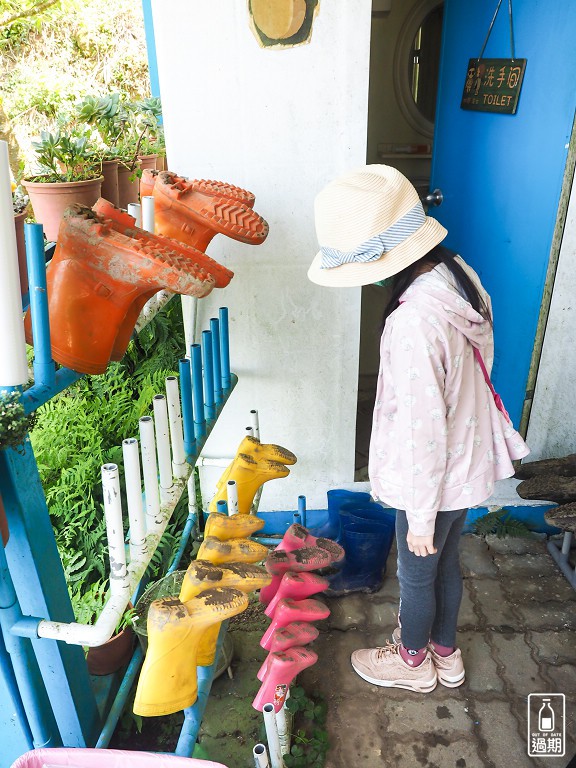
left=473, top=508, right=533, bottom=538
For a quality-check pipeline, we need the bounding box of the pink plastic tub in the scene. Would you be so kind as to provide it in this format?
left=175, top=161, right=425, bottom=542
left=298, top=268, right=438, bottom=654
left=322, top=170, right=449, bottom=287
left=11, top=749, right=229, bottom=768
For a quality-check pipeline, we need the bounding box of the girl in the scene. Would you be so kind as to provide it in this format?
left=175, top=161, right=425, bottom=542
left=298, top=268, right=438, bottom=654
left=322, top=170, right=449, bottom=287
left=308, top=165, right=529, bottom=693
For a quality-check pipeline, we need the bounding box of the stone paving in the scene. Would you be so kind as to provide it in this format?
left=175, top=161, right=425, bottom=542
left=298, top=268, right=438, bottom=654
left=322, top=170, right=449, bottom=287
left=198, top=534, right=576, bottom=768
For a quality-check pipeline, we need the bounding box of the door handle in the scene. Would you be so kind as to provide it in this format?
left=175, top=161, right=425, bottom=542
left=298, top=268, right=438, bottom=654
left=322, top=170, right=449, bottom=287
left=422, top=188, right=443, bottom=208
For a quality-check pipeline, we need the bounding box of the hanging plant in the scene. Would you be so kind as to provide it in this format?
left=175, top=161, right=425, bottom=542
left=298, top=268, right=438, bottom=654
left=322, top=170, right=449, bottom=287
left=0, top=391, right=37, bottom=452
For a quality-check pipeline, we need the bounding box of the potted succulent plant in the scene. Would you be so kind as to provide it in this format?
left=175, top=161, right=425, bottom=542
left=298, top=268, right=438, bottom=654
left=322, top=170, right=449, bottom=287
left=22, top=127, right=103, bottom=241
left=77, top=94, right=164, bottom=207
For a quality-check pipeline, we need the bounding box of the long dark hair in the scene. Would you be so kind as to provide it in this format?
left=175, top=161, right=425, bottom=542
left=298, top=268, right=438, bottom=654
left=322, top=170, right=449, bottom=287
left=381, top=245, right=492, bottom=330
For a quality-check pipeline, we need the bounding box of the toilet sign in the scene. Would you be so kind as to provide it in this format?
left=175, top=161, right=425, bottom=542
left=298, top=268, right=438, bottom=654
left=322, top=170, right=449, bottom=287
left=461, top=58, right=527, bottom=114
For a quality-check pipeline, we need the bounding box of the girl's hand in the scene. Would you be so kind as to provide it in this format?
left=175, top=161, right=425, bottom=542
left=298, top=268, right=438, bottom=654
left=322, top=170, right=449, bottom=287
left=407, top=530, right=437, bottom=557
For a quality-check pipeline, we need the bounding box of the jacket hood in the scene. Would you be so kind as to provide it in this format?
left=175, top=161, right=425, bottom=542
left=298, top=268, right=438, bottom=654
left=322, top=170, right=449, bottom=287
left=399, top=257, right=492, bottom=351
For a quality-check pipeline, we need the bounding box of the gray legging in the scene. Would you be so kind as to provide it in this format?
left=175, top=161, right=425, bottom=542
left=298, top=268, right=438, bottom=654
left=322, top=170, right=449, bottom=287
left=395, top=508, right=468, bottom=650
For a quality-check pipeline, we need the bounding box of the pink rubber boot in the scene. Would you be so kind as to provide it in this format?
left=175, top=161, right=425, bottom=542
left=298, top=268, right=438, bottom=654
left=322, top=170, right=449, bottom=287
left=252, top=647, right=318, bottom=712
left=260, top=598, right=330, bottom=650
left=257, top=623, right=319, bottom=681
left=259, top=547, right=333, bottom=605
left=264, top=572, right=329, bottom=618
left=276, top=523, right=345, bottom=564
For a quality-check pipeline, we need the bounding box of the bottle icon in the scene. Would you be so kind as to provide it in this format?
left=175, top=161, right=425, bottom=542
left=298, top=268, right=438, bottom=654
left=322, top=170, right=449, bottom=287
left=539, top=699, right=555, bottom=731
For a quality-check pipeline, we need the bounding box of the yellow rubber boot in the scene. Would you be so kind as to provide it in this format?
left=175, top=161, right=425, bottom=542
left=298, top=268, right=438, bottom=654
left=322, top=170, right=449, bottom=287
left=196, top=536, right=269, bottom=565
left=209, top=454, right=290, bottom=514
left=213, top=437, right=297, bottom=498
left=133, top=588, right=248, bottom=716
left=204, top=511, right=265, bottom=540
left=180, top=560, right=272, bottom=602
left=179, top=562, right=272, bottom=666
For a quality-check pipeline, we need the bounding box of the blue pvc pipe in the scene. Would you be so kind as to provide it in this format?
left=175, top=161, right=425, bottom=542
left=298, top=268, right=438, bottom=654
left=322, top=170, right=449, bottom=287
left=0, top=543, right=57, bottom=748
left=178, top=359, right=195, bottom=456
left=190, top=344, right=206, bottom=439
left=216, top=500, right=228, bottom=515
left=210, top=318, right=223, bottom=406
left=219, top=307, right=231, bottom=390
left=95, top=645, right=144, bottom=749
left=175, top=620, right=230, bottom=757
left=24, top=223, right=55, bottom=390
left=21, top=367, right=83, bottom=415
left=201, top=330, right=215, bottom=421
left=167, top=512, right=198, bottom=574
left=298, top=495, right=307, bottom=528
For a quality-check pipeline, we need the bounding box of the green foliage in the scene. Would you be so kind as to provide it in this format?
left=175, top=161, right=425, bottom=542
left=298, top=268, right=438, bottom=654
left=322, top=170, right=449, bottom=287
left=473, top=508, right=533, bottom=539
left=0, top=390, right=37, bottom=451
left=30, top=299, right=187, bottom=615
left=1, top=0, right=151, bottom=172
left=284, top=686, right=329, bottom=768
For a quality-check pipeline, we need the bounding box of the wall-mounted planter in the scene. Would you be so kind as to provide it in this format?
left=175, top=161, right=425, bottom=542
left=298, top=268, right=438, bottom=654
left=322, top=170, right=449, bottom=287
left=22, top=177, right=104, bottom=242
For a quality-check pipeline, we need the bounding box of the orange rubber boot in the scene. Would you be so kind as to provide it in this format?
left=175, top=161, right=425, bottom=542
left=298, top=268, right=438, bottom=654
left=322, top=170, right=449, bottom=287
left=133, top=588, right=248, bottom=716
left=153, top=172, right=268, bottom=251
left=140, top=168, right=159, bottom=199
left=24, top=205, right=217, bottom=374
left=209, top=454, right=290, bottom=515
left=93, top=197, right=233, bottom=360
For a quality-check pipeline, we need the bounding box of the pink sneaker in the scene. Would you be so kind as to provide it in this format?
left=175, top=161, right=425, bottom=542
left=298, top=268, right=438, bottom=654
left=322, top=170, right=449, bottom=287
left=351, top=643, right=437, bottom=693
left=265, top=572, right=329, bottom=618
left=253, top=647, right=318, bottom=712
left=260, top=598, right=330, bottom=650
left=391, top=627, right=465, bottom=688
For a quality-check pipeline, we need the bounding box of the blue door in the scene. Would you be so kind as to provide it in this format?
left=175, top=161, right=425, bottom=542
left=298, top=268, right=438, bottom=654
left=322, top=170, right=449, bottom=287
left=430, top=1, right=576, bottom=427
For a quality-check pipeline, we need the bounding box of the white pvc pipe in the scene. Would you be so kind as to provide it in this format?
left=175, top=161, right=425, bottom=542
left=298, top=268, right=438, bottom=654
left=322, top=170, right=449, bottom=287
left=251, top=409, right=260, bottom=440
left=276, top=691, right=292, bottom=756
left=253, top=744, right=270, bottom=768
left=227, top=480, right=239, bottom=516
left=0, top=141, right=28, bottom=386
left=182, top=296, right=199, bottom=357
left=187, top=473, right=197, bottom=517
left=197, top=457, right=233, bottom=468
left=139, top=416, right=161, bottom=528
left=153, top=394, right=174, bottom=495
left=127, top=203, right=142, bottom=227
left=141, top=195, right=155, bottom=233
left=561, top=531, right=573, bottom=556
left=246, top=426, right=254, bottom=437
left=263, top=704, right=284, bottom=768
left=165, top=376, right=187, bottom=478
left=122, top=438, right=147, bottom=561
left=101, top=464, right=128, bottom=594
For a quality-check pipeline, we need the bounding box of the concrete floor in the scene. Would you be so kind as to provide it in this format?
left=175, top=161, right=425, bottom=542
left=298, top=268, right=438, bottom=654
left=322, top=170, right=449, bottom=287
left=197, top=533, right=576, bottom=768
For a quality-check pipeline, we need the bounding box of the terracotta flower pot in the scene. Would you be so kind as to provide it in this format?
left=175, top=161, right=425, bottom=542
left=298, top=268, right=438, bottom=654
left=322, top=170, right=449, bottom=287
left=138, top=153, right=159, bottom=171
left=86, top=618, right=136, bottom=676
left=100, top=159, right=120, bottom=207
left=22, top=177, right=103, bottom=242
left=117, top=162, right=141, bottom=208
left=13, top=211, right=28, bottom=295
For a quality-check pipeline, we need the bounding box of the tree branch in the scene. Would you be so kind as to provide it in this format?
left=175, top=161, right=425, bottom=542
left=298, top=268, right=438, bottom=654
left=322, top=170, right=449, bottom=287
left=2, top=0, right=60, bottom=28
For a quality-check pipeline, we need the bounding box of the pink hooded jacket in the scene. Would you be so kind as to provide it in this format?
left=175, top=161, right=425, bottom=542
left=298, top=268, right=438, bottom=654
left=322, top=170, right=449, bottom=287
left=368, top=257, right=529, bottom=536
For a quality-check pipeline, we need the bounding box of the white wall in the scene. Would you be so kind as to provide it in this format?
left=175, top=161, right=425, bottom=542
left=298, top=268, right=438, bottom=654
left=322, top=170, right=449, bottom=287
left=151, top=0, right=372, bottom=510
left=526, top=169, right=576, bottom=460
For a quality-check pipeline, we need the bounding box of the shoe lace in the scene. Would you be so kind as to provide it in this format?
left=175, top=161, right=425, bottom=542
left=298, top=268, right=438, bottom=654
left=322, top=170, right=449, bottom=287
left=375, top=642, right=398, bottom=660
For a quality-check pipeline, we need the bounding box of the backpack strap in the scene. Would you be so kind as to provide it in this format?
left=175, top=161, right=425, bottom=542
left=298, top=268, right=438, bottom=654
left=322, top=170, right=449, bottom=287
left=473, top=347, right=511, bottom=423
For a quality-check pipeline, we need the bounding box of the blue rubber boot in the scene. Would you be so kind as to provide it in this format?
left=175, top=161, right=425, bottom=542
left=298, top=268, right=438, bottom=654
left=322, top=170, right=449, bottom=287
left=325, top=520, right=395, bottom=596
left=310, top=489, right=373, bottom=539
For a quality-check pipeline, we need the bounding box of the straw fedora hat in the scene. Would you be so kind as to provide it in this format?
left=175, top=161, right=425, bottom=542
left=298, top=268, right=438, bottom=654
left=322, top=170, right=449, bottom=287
left=308, top=165, right=447, bottom=287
